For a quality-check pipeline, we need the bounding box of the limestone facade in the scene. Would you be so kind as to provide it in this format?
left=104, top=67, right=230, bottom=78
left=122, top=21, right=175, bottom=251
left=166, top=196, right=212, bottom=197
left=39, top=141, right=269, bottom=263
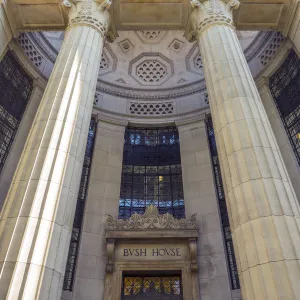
left=0, top=0, right=299, bottom=299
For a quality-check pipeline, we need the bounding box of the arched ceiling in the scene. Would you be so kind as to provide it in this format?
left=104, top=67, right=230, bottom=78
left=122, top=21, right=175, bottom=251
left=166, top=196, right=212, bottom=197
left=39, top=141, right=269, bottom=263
left=18, top=29, right=284, bottom=103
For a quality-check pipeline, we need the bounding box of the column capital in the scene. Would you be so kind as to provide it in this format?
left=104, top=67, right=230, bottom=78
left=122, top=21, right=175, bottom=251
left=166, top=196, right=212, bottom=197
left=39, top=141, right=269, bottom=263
left=185, top=0, right=239, bottom=42
left=63, top=0, right=117, bottom=42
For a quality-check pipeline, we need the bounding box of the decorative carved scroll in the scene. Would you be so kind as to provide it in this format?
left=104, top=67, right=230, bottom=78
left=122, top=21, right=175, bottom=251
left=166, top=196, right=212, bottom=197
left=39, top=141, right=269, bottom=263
left=189, top=238, right=198, bottom=272
left=106, top=238, right=115, bottom=273
left=106, top=205, right=197, bottom=230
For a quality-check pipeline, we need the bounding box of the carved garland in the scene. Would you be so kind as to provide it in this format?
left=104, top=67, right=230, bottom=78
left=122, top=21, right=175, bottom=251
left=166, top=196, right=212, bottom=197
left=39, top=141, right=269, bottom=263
left=106, top=205, right=198, bottom=230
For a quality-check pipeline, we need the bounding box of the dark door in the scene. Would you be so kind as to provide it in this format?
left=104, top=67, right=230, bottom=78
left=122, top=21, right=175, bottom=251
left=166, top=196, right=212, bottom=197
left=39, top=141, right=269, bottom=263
left=121, top=275, right=183, bottom=300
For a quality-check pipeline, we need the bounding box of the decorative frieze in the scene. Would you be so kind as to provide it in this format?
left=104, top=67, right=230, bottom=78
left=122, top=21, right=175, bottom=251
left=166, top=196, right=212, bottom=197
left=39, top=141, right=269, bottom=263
left=141, top=30, right=162, bottom=40
left=129, top=101, right=175, bottom=115
left=259, top=31, right=284, bottom=66
left=136, top=31, right=167, bottom=44
left=106, top=205, right=198, bottom=230
left=18, top=33, right=43, bottom=67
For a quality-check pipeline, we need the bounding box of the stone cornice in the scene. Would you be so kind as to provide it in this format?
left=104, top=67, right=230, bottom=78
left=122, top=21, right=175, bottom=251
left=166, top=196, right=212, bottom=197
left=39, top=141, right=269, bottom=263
left=96, top=79, right=207, bottom=99
left=8, top=40, right=47, bottom=89
left=255, top=38, right=293, bottom=88
left=244, top=31, right=273, bottom=62
left=93, top=106, right=210, bottom=125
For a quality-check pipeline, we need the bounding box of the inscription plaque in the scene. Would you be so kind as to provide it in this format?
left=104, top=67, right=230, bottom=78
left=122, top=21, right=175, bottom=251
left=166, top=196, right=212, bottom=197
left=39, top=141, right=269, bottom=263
left=116, top=243, right=188, bottom=261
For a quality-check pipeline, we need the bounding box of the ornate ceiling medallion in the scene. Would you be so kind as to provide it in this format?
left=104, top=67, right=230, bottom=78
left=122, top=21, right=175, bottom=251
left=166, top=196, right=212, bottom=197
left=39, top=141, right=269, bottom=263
left=129, top=53, right=174, bottom=86
left=119, top=39, right=134, bottom=53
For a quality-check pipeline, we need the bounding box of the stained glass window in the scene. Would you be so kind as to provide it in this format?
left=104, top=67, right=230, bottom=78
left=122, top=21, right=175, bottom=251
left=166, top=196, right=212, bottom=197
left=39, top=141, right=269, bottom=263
left=122, top=275, right=183, bottom=299
left=269, top=49, right=300, bottom=165
left=0, top=51, right=33, bottom=174
left=119, top=127, right=185, bottom=219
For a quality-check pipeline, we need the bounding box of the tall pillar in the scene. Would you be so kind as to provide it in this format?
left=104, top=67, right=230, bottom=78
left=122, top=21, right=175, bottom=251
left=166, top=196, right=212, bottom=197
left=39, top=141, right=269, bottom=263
left=0, top=3, right=13, bottom=58
left=0, top=0, right=115, bottom=299
left=187, top=1, right=300, bottom=299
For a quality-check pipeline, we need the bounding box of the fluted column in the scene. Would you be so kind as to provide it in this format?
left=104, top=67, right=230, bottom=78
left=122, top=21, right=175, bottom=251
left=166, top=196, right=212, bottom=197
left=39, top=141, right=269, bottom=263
left=187, top=1, right=300, bottom=299
left=0, top=3, right=13, bottom=58
left=0, top=0, right=115, bottom=299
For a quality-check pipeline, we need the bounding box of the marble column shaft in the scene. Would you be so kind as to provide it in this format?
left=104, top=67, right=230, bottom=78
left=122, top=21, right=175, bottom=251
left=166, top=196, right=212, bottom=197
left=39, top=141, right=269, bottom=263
left=0, top=3, right=13, bottom=58
left=0, top=1, right=112, bottom=299
left=189, top=0, right=300, bottom=299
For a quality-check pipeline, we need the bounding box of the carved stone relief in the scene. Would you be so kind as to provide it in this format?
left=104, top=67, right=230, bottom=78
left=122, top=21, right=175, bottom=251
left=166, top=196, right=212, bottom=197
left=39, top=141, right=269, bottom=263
left=185, top=43, right=204, bottom=75
left=98, top=44, right=117, bottom=76
left=168, top=39, right=184, bottom=53
left=119, top=39, right=134, bottom=53
left=106, top=205, right=198, bottom=230
left=259, top=31, right=284, bottom=66
left=104, top=205, right=200, bottom=300
left=18, top=33, right=43, bottom=68
left=136, top=31, right=168, bottom=44
left=129, top=101, right=175, bottom=115
left=128, top=53, right=174, bottom=86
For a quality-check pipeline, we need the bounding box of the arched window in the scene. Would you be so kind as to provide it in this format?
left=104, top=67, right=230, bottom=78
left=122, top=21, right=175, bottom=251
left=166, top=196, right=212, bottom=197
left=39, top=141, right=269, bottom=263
left=269, top=49, right=300, bottom=165
left=119, top=126, right=185, bottom=219
left=0, top=51, right=33, bottom=174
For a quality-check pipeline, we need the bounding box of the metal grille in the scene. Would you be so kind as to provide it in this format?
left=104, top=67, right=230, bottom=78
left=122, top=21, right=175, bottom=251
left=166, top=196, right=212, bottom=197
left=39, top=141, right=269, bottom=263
left=206, top=116, right=240, bottom=290
left=119, top=127, right=185, bottom=219
left=0, top=51, right=33, bottom=174
left=269, top=49, right=300, bottom=165
left=63, top=118, right=97, bottom=291
left=122, top=275, right=183, bottom=299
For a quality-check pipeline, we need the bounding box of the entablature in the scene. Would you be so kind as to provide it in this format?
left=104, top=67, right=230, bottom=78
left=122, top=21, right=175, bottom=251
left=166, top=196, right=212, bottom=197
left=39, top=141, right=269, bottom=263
left=4, top=0, right=298, bottom=34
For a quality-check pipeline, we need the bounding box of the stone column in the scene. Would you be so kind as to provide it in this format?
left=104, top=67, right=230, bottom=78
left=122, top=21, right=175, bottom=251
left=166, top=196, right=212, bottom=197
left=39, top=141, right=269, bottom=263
left=0, top=3, right=13, bottom=58
left=187, top=1, right=300, bottom=299
left=0, top=0, right=115, bottom=299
